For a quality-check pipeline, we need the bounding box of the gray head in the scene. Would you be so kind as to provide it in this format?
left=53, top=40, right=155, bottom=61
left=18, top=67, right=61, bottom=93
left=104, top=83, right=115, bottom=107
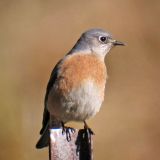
left=70, top=28, right=125, bottom=58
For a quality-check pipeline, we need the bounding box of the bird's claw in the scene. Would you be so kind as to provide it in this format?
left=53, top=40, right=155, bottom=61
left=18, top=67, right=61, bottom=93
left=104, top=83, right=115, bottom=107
left=83, top=121, right=94, bottom=135
left=85, top=128, right=94, bottom=136
left=62, top=125, right=75, bottom=141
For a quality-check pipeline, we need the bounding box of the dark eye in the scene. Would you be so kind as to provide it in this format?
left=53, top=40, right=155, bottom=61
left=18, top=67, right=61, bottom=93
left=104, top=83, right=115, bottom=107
left=99, top=36, right=107, bottom=42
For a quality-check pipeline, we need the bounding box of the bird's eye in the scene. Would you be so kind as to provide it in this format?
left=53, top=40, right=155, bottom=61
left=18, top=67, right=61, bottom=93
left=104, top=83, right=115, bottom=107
left=99, top=36, right=107, bottom=43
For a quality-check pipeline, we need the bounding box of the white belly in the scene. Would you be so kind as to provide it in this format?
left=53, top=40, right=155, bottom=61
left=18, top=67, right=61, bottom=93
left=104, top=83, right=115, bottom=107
left=47, top=80, right=104, bottom=122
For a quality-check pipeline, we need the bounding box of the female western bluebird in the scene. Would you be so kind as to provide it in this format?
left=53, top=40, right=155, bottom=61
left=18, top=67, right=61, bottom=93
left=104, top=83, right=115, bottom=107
left=36, top=28, right=125, bottom=148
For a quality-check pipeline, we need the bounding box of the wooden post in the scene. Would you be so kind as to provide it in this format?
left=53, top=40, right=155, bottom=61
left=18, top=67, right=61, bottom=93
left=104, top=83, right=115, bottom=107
left=49, top=128, right=93, bottom=160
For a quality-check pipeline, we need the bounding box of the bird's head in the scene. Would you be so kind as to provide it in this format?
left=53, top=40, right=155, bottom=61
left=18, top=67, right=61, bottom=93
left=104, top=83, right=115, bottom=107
left=71, top=28, right=125, bottom=58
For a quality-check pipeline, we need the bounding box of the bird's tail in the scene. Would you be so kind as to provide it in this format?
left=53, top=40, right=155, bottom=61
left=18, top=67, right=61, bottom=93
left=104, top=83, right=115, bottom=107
left=36, top=122, right=50, bottom=149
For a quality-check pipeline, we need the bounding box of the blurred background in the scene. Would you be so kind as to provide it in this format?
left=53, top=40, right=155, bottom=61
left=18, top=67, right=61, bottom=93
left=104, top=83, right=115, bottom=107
left=0, top=0, right=160, bottom=160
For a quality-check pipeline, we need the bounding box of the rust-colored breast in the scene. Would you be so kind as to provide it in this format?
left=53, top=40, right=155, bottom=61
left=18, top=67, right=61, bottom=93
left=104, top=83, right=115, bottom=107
left=56, top=53, right=107, bottom=97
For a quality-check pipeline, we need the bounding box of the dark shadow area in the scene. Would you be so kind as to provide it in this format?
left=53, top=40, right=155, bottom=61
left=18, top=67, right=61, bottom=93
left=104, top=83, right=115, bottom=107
left=76, top=129, right=93, bottom=160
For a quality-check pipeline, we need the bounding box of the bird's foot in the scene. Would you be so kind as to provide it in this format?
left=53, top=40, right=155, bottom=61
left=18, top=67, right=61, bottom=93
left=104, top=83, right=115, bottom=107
left=83, top=121, right=94, bottom=144
left=75, top=121, right=94, bottom=156
left=84, top=121, right=94, bottom=135
left=61, top=122, right=75, bottom=141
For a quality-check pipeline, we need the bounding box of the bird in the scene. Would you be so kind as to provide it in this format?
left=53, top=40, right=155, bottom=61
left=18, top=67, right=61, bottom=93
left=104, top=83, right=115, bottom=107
left=36, top=28, right=125, bottom=149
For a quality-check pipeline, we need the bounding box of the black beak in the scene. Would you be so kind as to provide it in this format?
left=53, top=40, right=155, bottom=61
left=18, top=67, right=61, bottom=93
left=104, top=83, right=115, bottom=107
left=113, top=40, right=125, bottom=46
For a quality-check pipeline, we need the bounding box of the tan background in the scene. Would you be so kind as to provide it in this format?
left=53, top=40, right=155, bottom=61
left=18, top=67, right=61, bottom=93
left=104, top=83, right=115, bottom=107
left=0, top=0, right=160, bottom=160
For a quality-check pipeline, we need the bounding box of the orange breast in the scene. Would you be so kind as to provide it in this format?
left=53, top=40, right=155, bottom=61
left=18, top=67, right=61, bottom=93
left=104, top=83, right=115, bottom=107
left=56, top=53, right=107, bottom=98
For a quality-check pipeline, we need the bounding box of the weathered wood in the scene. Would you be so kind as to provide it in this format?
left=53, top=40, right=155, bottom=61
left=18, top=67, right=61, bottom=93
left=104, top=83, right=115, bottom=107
left=49, top=128, right=93, bottom=160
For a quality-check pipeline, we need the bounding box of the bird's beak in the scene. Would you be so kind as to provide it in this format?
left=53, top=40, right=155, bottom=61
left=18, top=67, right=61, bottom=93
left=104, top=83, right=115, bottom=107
left=109, top=39, right=125, bottom=46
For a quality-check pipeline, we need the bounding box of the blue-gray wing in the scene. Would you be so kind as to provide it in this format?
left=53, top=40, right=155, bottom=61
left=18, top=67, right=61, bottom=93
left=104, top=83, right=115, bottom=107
left=36, top=60, right=62, bottom=149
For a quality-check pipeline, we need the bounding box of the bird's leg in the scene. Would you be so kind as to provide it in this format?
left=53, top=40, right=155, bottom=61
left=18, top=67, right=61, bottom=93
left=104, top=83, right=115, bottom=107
left=61, top=122, right=66, bottom=134
left=75, top=121, right=94, bottom=156
left=61, top=122, right=75, bottom=141
left=83, top=121, right=94, bottom=135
